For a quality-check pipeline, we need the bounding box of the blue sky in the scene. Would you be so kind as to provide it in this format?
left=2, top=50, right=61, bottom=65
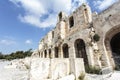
left=0, top=0, right=118, bottom=54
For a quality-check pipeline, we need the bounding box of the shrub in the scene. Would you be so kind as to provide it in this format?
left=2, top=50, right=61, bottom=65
left=0, top=49, right=33, bottom=60
left=85, top=65, right=101, bottom=74
left=93, top=34, right=100, bottom=42
left=114, top=65, right=120, bottom=71
left=78, top=72, right=85, bottom=80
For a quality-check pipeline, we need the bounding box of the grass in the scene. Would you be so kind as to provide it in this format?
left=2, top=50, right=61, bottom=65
left=85, top=65, right=101, bottom=74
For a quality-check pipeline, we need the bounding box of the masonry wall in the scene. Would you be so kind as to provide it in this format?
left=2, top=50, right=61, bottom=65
left=93, top=0, right=120, bottom=68
left=30, top=58, right=85, bottom=80
left=31, top=1, right=120, bottom=79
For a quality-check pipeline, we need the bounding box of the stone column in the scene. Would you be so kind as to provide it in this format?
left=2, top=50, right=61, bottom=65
left=41, top=52, right=43, bottom=58
left=60, top=45, right=63, bottom=58
left=47, top=50, right=49, bottom=58
left=86, top=44, right=95, bottom=67
left=69, top=45, right=76, bottom=58
left=51, top=48, right=55, bottom=58
left=39, top=52, right=41, bottom=58
left=43, top=51, right=45, bottom=58
left=92, top=42, right=102, bottom=68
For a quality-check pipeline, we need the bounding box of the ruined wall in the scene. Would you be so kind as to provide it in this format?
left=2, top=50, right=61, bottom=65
left=31, top=1, right=120, bottom=79
left=30, top=58, right=85, bottom=80
left=32, top=3, right=96, bottom=69
left=65, top=3, right=92, bottom=38
left=93, top=1, right=120, bottom=68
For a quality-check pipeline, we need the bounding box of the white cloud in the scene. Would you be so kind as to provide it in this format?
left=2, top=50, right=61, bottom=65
left=93, top=0, right=118, bottom=11
left=71, top=0, right=87, bottom=12
left=25, top=40, right=32, bottom=44
left=0, top=39, right=16, bottom=46
left=10, top=0, right=87, bottom=28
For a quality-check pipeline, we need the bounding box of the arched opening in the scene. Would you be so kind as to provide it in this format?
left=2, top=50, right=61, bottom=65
left=62, top=43, right=69, bottom=58
left=44, top=50, right=47, bottom=58
left=55, top=47, right=59, bottom=58
left=39, top=52, right=40, bottom=57
left=74, top=39, right=88, bottom=65
left=69, top=16, right=74, bottom=28
left=41, top=52, right=43, bottom=58
left=49, top=49, right=51, bottom=58
left=105, top=25, right=120, bottom=68
left=110, top=32, right=120, bottom=68
left=59, top=12, right=62, bottom=21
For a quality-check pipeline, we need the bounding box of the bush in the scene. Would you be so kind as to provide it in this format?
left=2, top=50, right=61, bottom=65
left=78, top=72, right=85, bottom=80
left=93, top=34, right=100, bottom=42
left=85, top=65, right=101, bottom=74
left=114, top=65, right=120, bottom=71
left=0, top=49, right=33, bottom=60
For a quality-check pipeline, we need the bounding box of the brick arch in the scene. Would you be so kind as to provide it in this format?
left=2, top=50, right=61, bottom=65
left=104, top=25, right=120, bottom=68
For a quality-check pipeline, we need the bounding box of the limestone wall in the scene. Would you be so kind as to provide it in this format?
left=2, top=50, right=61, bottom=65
left=31, top=1, right=120, bottom=77
left=30, top=58, right=85, bottom=80
left=93, top=0, right=120, bottom=68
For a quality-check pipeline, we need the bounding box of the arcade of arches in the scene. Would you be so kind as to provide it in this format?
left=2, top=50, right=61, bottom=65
left=39, top=39, right=88, bottom=62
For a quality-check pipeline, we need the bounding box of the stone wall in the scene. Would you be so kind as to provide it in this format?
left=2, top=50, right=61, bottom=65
left=30, top=58, right=85, bottom=80
left=93, top=0, right=120, bottom=68
left=31, top=1, right=120, bottom=79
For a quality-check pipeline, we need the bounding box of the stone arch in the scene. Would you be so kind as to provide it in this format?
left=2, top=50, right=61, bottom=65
left=62, top=43, right=69, bottom=58
left=44, top=50, right=47, bottom=58
left=69, top=16, right=74, bottom=28
left=74, top=39, right=88, bottom=65
left=49, top=49, right=51, bottom=58
left=105, top=25, right=120, bottom=68
left=55, top=47, right=59, bottom=58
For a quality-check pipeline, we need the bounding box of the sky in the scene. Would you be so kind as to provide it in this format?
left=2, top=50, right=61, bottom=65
left=0, top=0, right=118, bottom=54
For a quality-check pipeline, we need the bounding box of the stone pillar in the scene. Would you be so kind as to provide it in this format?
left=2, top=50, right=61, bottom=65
left=47, top=50, right=49, bottom=58
left=101, top=45, right=111, bottom=67
left=43, top=51, right=45, bottom=58
left=86, top=45, right=95, bottom=67
left=69, top=45, right=76, bottom=58
left=41, top=52, right=43, bottom=58
left=60, top=45, right=63, bottom=58
left=92, top=42, right=102, bottom=68
left=39, top=52, right=41, bottom=58
left=51, top=48, right=55, bottom=58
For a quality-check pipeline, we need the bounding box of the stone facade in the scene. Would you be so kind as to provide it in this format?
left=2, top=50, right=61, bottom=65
left=32, top=1, right=120, bottom=79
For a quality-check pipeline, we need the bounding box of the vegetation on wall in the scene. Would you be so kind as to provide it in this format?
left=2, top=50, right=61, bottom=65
left=78, top=72, right=85, bottom=80
left=115, top=65, right=120, bottom=71
left=85, top=65, right=101, bottom=74
left=0, top=49, right=33, bottom=60
left=93, top=34, right=100, bottom=42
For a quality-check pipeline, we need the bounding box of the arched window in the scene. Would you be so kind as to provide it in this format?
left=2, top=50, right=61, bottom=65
left=59, top=12, right=62, bottom=21
left=49, top=49, right=51, bottom=58
left=69, top=16, right=74, bottom=28
left=55, top=47, right=59, bottom=58
left=44, top=50, right=47, bottom=58
left=62, top=43, right=69, bottom=58
left=74, top=39, right=88, bottom=65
